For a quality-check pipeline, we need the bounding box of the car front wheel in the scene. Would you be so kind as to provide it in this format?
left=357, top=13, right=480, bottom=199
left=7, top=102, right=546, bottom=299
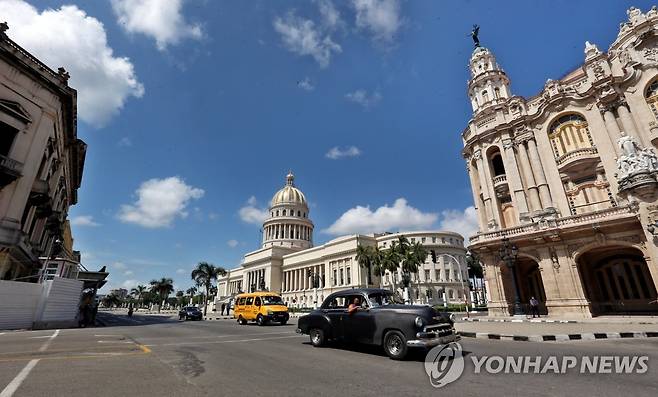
left=309, top=328, right=325, bottom=347
left=256, top=314, right=266, bottom=326
left=383, top=330, right=408, bottom=360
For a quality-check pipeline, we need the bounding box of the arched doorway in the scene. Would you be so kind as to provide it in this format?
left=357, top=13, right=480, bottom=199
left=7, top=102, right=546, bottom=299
left=500, top=257, right=548, bottom=315
left=578, top=246, right=658, bottom=315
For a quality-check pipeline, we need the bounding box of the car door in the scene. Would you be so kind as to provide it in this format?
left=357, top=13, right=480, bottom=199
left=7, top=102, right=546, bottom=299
left=245, top=296, right=255, bottom=320
left=254, top=296, right=262, bottom=318
left=342, top=294, right=375, bottom=343
left=321, top=296, right=345, bottom=339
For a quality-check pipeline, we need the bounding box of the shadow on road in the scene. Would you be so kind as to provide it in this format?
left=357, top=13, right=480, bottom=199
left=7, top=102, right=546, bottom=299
left=96, top=311, right=181, bottom=327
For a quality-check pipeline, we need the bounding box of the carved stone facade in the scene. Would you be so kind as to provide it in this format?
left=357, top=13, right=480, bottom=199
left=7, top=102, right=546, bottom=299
left=462, top=7, right=658, bottom=317
left=0, top=27, right=86, bottom=281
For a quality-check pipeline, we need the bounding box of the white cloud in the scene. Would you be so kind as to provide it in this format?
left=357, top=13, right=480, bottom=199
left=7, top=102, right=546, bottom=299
left=70, top=215, right=100, bottom=227
left=326, top=146, right=361, bottom=160
left=112, top=262, right=127, bottom=270
left=317, top=0, right=343, bottom=30
left=176, top=268, right=186, bottom=275
left=0, top=0, right=144, bottom=127
left=345, top=89, right=382, bottom=108
left=352, top=0, right=402, bottom=44
left=439, top=206, right=479, bottom=241
left=118, top=137, right=133, bottom=147
left=124, top=270, right=134, bottom=276
left=239, top=196, right=269, bottom=225
left=324, top=198, right=438, bottom=235
left=121, top=279, right=139, bottom=289
left=111, top=0, right=202, bottom=51
left=118, top=177, right=204, bottom=228
left=297, top=77, right=315, bottom=91
left=227, top=239, right=239, bottom=248
left=273, top=11, right=342, bottom=68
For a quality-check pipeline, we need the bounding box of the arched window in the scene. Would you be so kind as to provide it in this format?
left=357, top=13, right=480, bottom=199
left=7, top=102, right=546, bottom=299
left=494, top=87, right=500, bottom=99
left=276, top=210, right=279, bottom=216
left=645, top=79, right=658, bottom=119
left=481, top=90, right=489, bottom=103
left=548, top=114, right=593, bottom=158
left=490, top=153, right=505, bottom=176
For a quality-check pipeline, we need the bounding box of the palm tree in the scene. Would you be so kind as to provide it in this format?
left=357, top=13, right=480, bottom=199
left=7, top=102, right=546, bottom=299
left=150, top=278, right=174, bottom=312
left=381, top=245, right=402, bottom=292
left=466, top=250, right=484, bottom=304
left=175, top=290, right=184, bottom=308
left=357, top=245, right=386, bottom=288
left=131, top=284, right=147, bottom=308
left=191, top=262, right=227, bottom=316
left=186, top=286, right=197, bottom=305
left=400, top=241, right=428, bottom=303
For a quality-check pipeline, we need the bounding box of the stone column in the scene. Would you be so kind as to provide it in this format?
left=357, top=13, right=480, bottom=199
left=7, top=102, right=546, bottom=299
left=527, top=138, right=553, bottom=209
left=501, top=139, right=529, bottom=214
left=601, top=109, right=622, bottom=156
left=617, top=104, right=647, bottom=146
left=516, top=140, right=541, bottom=211
left=466, top=162, right=487, bottom=230
left=480, top=153, right=503, bottom=227
left=474, top=150, right=496, bottom=229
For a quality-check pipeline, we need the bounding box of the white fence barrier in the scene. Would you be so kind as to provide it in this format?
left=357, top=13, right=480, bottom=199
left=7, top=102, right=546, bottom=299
left=0, top=277, right=83, bottom=330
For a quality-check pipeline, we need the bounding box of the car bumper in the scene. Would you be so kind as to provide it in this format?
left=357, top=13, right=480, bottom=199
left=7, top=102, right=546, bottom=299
left=265, top=313, right=289, bottom=322
left=407, top=332, right=460, bottom=347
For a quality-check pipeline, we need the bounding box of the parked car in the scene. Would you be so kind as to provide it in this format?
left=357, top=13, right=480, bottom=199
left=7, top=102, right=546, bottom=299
left=296, top=288, right=459, bottom=360
left=179, top=306, right=203, bottom=321
left=233, top=292, right=289, bottom=325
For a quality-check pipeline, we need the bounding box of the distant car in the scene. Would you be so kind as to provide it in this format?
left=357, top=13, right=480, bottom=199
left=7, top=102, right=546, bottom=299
left=179, top=306, right=203, bottom=321
left=296, top=288, right=459, bottom=360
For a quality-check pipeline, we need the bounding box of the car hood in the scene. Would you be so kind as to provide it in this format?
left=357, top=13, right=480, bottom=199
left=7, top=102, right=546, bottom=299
left=265, top=305, right=288, bottom=312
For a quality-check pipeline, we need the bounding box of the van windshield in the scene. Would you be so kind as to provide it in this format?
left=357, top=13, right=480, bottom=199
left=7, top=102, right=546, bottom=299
left=262, top=295, right=284, bottom=305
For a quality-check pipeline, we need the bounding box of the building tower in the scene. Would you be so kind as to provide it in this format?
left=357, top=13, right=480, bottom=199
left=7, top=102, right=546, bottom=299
left=262, top=171, right=314, bottom=249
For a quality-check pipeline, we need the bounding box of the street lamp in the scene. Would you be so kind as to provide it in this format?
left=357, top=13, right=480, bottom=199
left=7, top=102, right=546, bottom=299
left=307, top=269, right=324, bottom=309
left=443, top=253, right=470, bottom=317
left=498, top=236, right=523, bottom=316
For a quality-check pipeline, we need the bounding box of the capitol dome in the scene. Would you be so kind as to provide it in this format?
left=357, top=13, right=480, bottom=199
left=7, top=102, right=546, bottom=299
left=271, top=171, right=307, bottom=207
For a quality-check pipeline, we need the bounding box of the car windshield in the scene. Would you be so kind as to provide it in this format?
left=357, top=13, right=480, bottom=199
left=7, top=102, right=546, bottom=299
left=368, top=292, right=404, bottom=307
left=262, top=295, right=284, bottom=305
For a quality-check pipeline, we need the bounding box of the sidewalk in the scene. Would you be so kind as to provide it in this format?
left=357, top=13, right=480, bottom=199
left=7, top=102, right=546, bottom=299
left=460, top=315, right=658, bottom=324
left=456, top=320, right=658, bottom=342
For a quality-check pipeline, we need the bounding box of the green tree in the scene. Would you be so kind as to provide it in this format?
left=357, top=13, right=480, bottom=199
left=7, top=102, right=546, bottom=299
left=149, top=278, right=174, bottom=312
left=175, top=290, right=185, bottom=308
left=356, top=244, right=386, bottom=288
left=131, top=285, right=147, bottom=308
left=186, top=286, right=197, bottom=306
left=191, top=262, right=227, bottom=316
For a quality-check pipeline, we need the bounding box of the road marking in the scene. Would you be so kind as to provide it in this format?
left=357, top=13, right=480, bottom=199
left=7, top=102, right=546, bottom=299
left=145, top=334, right=303, bottom=347
left=0, top=330, right=59, bottom=397
left=139, top=344, right=151, bottom=353
left=0, top=359, right=39, bottom=397
left=38, top=330, right=59, bottom=352
left=136, top=331, right=291, bottom=341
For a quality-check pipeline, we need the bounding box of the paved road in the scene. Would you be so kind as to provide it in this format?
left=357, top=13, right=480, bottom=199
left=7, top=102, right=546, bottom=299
left=1, top=312, right=657, bottom=396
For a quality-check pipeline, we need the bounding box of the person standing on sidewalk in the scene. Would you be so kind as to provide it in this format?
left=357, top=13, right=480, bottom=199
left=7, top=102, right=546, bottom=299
left=221, top=303, right=225, bottom=316
left=529, top=296, right=540, bottom=318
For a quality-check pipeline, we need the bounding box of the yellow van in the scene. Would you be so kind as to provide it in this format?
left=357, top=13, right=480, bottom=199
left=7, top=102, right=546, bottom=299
left=233, top=292, right=289, bottom=326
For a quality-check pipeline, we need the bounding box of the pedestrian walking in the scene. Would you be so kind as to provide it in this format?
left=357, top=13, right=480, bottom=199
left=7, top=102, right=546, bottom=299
left=529, top=296, right=540, bottom=318
left=221, top=303, right=226, bottom=316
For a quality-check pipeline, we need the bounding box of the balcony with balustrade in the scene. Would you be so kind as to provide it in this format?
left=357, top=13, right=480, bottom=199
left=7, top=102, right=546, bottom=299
left=0, top=153, right=23, bottom=187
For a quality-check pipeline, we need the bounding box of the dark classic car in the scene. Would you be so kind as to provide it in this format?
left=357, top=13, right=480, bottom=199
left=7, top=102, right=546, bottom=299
left=179, top=306, right=203, bottom=321
left=296, top=288, right=459, bottom=359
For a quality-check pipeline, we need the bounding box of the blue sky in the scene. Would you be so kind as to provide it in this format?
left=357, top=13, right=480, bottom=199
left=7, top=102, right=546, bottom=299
left=1, top=0, right=652, bottom=292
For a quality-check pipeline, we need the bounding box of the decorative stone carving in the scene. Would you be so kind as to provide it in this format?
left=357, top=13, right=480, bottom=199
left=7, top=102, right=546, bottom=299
left=584, top=41, right=601, bottom=60
left=549, top=248, right=560, bottom=271
left=643, top=48, right=658, bottom=62
left=615, top=135, right=658, bottom=198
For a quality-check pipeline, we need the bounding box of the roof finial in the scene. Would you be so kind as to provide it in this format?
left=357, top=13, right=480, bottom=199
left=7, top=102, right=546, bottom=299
left=469, top=24, right=480, bottom=48
left=286, top=170, right=294, bottom=186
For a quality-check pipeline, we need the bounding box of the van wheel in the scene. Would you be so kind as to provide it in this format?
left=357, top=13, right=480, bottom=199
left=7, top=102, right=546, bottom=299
left=309, top=328, right=325, bottom=347
left=383, top=330, right=408, bottom=360
left=280, top=319, right=288, bottom=325
left=256, top=314, right=266, bottom=326
left=238, top=316, right=247, bottom=325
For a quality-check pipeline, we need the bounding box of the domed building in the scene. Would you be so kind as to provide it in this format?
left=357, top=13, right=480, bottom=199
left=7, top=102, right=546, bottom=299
left=217, top=171, right=471, bottom=309
left=262, top=172, right=314, bottom=250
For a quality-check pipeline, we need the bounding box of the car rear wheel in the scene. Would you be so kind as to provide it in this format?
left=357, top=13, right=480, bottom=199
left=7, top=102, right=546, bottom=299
left=309, top=328, right=325, bottom=347
left=238, top=316, right=247, bottom=325
left=256, top=314, right=266, bottom=326
left=383, top=330, right=408, bottom=360
left=280, top=319, right=288, bottom=325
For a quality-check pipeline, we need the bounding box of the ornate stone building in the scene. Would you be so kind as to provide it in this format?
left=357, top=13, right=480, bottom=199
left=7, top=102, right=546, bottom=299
left=462, top=7, right=658, bottom=317
left=217, top=172, right=470, bottom=308
left=0, top=24, right=86, bottom=281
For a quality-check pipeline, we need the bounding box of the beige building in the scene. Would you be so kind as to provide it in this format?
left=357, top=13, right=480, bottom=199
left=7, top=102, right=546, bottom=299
left=462, top=7, right=658, bottom=317
left=0, top=24, right=86, bottom=281
left=218, top=172, right=469, bottom=308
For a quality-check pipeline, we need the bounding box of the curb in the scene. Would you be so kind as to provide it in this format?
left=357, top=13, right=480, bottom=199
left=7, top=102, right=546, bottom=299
left=462, top=318, right=578, bottom=324
left=459, top=331, right=658, bottom=342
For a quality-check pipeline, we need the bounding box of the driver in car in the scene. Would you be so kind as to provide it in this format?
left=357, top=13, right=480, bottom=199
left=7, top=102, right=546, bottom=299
left=347, top=297, right=361, bottom=315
